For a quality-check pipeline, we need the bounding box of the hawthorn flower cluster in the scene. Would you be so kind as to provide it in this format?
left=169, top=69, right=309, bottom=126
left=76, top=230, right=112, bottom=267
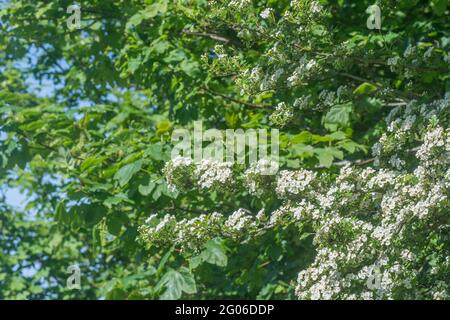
left=138, top=2, right=450, bottom=300
left=373, top=93, right=450, bottom=169
left=295, top=144, right=449, bottom=299
left=269, top=102, right=294, bottom=127
left=275, top=169, right=317, bottom=199
left=205, top=0, right=332, bottom=129
left=260, top=8, right=273, bottom=20
left=242, top=159, right=278, bottom=197
left=228, top=0, right=251, bottom=9
left=293, top=101, right=449, bottom=299
left=204, top=0, right=449, bottom=132
left=138, top=212, right=225, bottom=252
left=163, top=156, right=233, bottom=192
left=194, top=159, right=233, bottom=190
left=140, top=93, right=449, bottom=299
left=163, top=156, right=195, bottom=192
left=138, top=209, right=266, bottom=252
left=387, top=44, right=449, bottom=80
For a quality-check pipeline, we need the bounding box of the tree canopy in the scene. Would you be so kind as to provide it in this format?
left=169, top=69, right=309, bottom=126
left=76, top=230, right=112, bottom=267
left=0, top=0, right=449, bottom=299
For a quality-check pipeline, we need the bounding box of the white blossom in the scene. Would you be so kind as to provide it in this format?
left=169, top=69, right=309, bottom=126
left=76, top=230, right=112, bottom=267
left=260, top=8, right=273, bottom=19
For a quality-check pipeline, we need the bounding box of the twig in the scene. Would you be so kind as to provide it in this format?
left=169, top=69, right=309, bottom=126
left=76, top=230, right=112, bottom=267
left=339, top=72, right=379, bottom=87
left=182, top=30, right=233, bottom=44
left=201, top=86, right=271, bottom=109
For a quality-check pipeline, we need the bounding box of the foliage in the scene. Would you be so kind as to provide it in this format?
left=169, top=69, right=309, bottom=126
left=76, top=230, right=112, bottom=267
left=0, top=0, right=449, bottom=299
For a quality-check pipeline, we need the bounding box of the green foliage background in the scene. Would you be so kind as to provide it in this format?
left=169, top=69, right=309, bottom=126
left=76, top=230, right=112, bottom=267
left=0, top=0, right=449, bottom=299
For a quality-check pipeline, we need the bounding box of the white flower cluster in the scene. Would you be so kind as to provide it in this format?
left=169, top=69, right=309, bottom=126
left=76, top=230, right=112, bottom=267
left=213, top=44, right=227, bottom=59
left=139, top=209, right=264, bottom=251
left=156, top=120, right=448, bottom=298
left=194, top=159, right=233, bottom=190
left=260, top=8, right=273, bottom=19
left=163, top=157, right=233, bottom=192
left=287, top=57, right=318, bottom=87
left=416, top=126, right=447, bottom=166
left=138, top=213, right=177, bottom=246
left=139, top=212, right=225, bottom=252
left=365, top=169, right=396, bottom=190
left=269, top=102, right=294, bottom=127
left=275, top=169, right=317, bottom=199
left=163, top=156, right=195, bottom=192
left=293, top=122, right=449, bottom=299
left=310, top=1, right=322, bottom=13
left=139, top=202, right=320, bottom=252
left=224, top=208, right=256, bottom=235
left=144, top=95, right=449, bottom=299
left=243, top=159, right=278, bottom=197
left=373, top=94, right=450, bottom=169
left=382, top=43, right=449, bottom=80
left=228, top=0, right=251, bottom=9
left=293, top=95, right=312, bottom=110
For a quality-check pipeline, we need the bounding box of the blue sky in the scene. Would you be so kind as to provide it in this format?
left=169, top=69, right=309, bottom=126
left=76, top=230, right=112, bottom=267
left=2, top=69, right=56, bottom=210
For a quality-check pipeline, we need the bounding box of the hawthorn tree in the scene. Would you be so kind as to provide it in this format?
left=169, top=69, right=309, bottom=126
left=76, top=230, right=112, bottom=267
left=0, top=0, right=449, bottom=299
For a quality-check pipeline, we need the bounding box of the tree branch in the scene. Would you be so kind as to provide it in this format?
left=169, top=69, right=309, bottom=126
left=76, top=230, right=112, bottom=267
left=201, top=86, right=271, bottom=109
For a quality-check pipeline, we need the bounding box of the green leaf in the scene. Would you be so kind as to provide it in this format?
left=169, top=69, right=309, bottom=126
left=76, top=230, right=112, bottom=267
left=107, top=215, right=123, bottom=236
left=126, top=13, right=144, bottom=29
left=156, top=267, right=197, bottom=300
left=179, top=60, right=200, bottom=77
left=103, top=197, right=122, bottom=208
left=339, top=140, right=363, bottom=153
left=285, top=158, right=301, bottom=168
left=203, top=238, right=228, bottom=266
left=103, top=193, right=134, bottom=209
left=142, top=6, right=160, bottom=19
left=164, top=49, right=187, bottom=64
left=106, top=288, right=127, bottom=300
left=145, top=143, right=168, bottom=161
left=114, top=160, right=143, bottom=187
left=432, top=0, right=448, bottom=15
left=55, top=201, right=67, bottom=223
left=150, top=39, right=171, bottom=54
left=328, top=131, right=346, bottom=141
left=128, top=58, right=142, bottom=74
left=84, top=204, right=107, bottom=226
left=138, top=181, right=156, bottom=196
left=156, top=120, right=172, bottom=135
left=80, top=156, right=108, bottom=172
left=291, top=131, right=312, bottom=144
left=123, top=267, right=156, bottom=290
left=156, top=247, right=174, bottom=277
left=142, top=1, right=168, bottom=19
left=152, top=184, right=164, bottom=201
left=323, top=103, right=353, bottom=130
left=291, top=144, right=314, bottom=159
left=90, top=21, right=102, bottom=30
left=353, top=82, right=377, bottom=96
left=191, top=238, right=228, bottom=269
left=315, top=149, right=334, bottom=168
left=326, top=147, right=344, bottom=160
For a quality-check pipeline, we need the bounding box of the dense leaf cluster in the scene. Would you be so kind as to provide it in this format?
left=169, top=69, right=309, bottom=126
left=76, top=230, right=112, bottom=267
left=0, top=0, right=449, bottom=299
